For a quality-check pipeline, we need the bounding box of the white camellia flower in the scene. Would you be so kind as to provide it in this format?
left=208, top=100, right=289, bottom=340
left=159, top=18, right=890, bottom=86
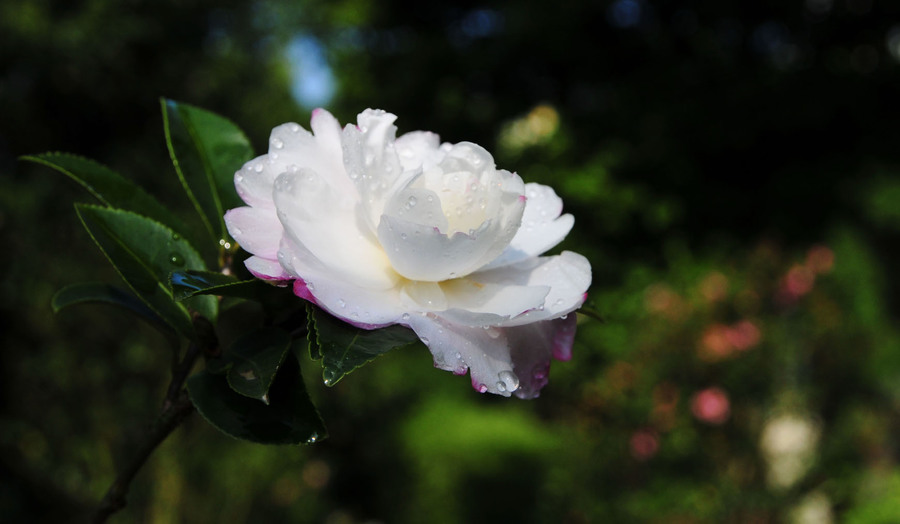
left=225, top=109, right=591, bottom=398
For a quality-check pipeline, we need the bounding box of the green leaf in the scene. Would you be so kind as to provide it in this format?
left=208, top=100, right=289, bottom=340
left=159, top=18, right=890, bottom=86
left=187, top=355, right=326, bottom=445
left=75, top=205, right=218, bottom=337
left=20, top=153, right=191, bottom=240
left=212, top=327, right=292, bottom=403
left=307, top=305, right=421, bottom=386
left=161, top=98, right=253, bottom=245
left=170, top=269, right=276, bottom=301
left=51, top=282, right=179, bottom=344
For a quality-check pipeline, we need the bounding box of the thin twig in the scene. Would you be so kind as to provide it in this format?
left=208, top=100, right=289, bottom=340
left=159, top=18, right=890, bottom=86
left=93, top=340, right=204, bottom=523
left=92, top=390, right=194, bottom=523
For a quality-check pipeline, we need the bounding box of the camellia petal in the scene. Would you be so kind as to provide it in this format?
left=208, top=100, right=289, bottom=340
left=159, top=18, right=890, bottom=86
left=404, top=313, right=522, bottom=397
left=225, top=206, right=282, bottom=259
left=483, top=183, right=575, bottom=270
left=473, top=251, right=591, bottom=327
left=226, top=108, right=592, bottom=398
left=506, top=315, right=577, bottom=399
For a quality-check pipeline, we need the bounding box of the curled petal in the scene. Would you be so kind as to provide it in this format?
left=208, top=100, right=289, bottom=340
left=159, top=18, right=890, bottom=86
left=394, top=131, right=448, bottom=172
left=244, top=255, right=291, bottom=282
left=484, top=183, right=575, bottom=269
left=473, top=251, right=592, bottom=326
left=405, top=314, right=521, bottom=397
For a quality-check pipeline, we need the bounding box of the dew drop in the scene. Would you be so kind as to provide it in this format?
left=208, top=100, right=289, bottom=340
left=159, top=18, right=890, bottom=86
left=306, top=281, right=315, bottom=291
left=289, top=123, right=300, bottom=133
left=426, top=195, right=434, bottom=203
left=406, top=196, right=418, bottom=208
left=253, top=163, right=264, bottom=173
left=476, top=383, right=488, bottom=393
left=554, top=299, right=564, bottom=306
left=484, top=326, right=501, bottom=339
left=235, top=174, right=243, bottom=183
left=338, top=299, right=346, bottom=308
left=498, top=370, right=520, bottom=392
left=400, top=233, right=408, bottom=240
left=401, top=313, right=410, bottom=321
left=421, top=336, right=430, bottom=345
left=169, top=253, right=185, bottom=266
left=561, top=314, right=568, bottom=320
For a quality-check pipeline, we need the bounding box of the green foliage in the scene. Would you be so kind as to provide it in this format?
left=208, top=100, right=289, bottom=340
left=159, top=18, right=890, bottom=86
left=188, top=357, right=326, bottom=445
left=207, top=327, right=292, bottom=403
left=75, top=204, right=216, bottom=337
left=306, top=304, right=422, bottom=386
left=161, top=98, right=254, bottom=247
left=51, top=282, right=178, bottom=345
left=20, top=153, right=191, bottom=242
left=169, top=269, right=267, bottom=301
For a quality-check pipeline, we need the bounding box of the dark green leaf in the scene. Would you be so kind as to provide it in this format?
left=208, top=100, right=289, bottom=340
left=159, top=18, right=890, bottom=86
left=307, top=305, right=421, bottom=386
left=51, top=282, right=178, bottom=344
left=170, top=269, right=276, bottom=301
left=187, top=356, right=326, bottom=445
left=20, top=153, right=191, bottom=242
left=75, top=205, right=218, bottom=337
left=161, top=98, right=253, bottom=245
left=221, top=327, right=291, bottom=403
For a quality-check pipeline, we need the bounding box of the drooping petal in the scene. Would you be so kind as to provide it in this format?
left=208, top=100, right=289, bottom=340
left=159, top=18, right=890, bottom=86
left=505, top=315, right=577, bottom=399
left=405, top=314, right=521, bottom=397
left=224, top=206, right=282, bottom=259
left=482, top=183, right=575, bottom=269
left=472, top=251, right=591, bottom=326
left=273, top=168, right=399, bottom=290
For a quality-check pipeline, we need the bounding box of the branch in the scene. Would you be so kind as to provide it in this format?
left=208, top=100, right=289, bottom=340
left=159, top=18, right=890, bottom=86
left=93, top=339, right=204, bottom=523
left=92, top=390, right=194, bottom=523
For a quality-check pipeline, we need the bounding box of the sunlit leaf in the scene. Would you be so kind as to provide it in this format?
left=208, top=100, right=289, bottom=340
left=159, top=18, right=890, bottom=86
left=187, top=355, right=326, bottom=445
left=75, top=205, right=218, bottom=337
left=161, top=98, right=253, bottom=245
left=307, top=304, right=421, bottom=386
left=170, top=269, right=278, bottom=302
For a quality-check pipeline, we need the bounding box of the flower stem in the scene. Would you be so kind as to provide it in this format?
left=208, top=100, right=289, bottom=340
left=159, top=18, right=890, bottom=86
left=92, top=342, right=202, bottom=523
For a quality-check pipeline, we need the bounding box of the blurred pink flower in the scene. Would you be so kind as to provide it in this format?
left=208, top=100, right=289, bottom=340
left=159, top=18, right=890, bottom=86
left=691, top=387, right=730, bottom=425
left=806, top=245, right=834, bottom=274
left=630, top=429, right=660, bottom=460
left=725, top=320, right=761, bottom=351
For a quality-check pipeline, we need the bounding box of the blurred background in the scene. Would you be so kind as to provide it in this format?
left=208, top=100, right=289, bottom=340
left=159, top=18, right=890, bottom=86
left=3, top=0, right=900, bottom=522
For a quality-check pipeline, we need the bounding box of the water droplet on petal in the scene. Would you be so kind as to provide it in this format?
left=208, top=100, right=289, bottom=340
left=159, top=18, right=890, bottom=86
left=498, top=370, right=520, bottom=392
left=400, top=233, right=408, bottom=240
left=235, top=174, right=243, bottom=183
left=289, top=123, right=301, bottom=133
left=401, top=313, right=410, bottom=321
left=421, top=336, right=430, bottom=345
left=338, top=299, right=346, bottom=308
left=253, top=163, right=264, bottom=173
